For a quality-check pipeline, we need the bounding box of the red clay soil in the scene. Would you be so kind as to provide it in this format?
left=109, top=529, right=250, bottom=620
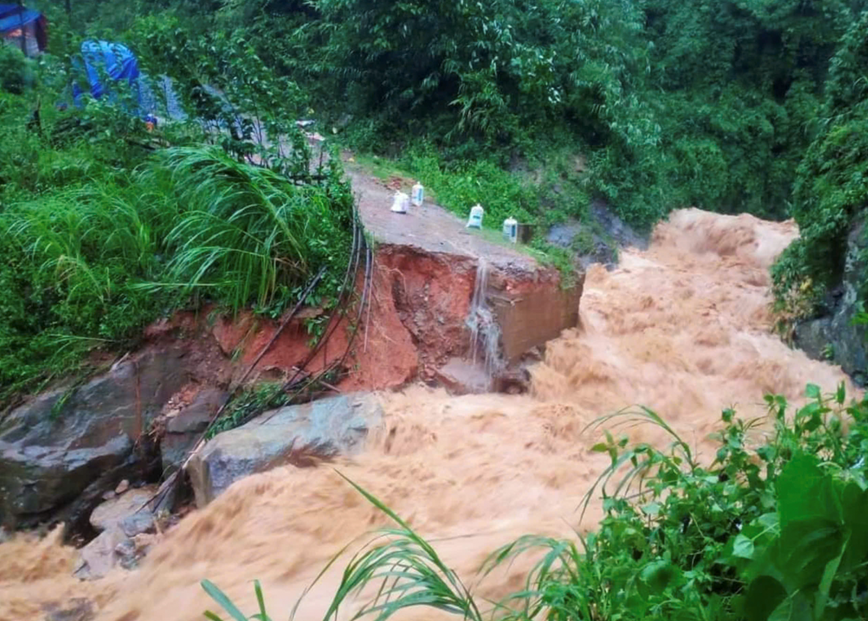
left=207, top=269, right=420, bottom=392
left=201, top=244, right=478, bottom=390
left=136, top=159, right=580, bottom=394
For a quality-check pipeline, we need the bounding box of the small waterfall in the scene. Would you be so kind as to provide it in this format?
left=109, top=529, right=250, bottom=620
left=466, top=259, right=503, bottom=385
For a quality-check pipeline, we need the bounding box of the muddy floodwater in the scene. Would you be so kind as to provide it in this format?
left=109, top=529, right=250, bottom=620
left=0, top=208, right=852, bottom=621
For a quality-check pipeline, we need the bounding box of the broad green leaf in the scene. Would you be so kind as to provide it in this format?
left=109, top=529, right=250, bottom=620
left=758, top=513, right=780, bottom=531
left=767, top=593, right=812, bottom=621
left=777, top=455, right=842, bottom=527
left=779, top=518, right=844, bottom=590
left=641, top=502, right=661, bottom=516
left=733, top=534, right=755, bottom=559
left=840, top=482, right=868, bottom=570
left=639, top=560, right=678, bottom=594
left=805, top=384, right=821, bottom=399
left=745, top=575, right=787, bottom=621
left=814, top=535, right=847, bottom=617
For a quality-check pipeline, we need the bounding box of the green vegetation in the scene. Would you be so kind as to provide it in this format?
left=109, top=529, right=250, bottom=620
left=205, top=382, right=289, bottom=439
left=2, top=0, right=868, bottom=388
left=771, top=12, right=868, bottom=316
left=203, top=384, right=868, bottom=621
left=0, top=30, right=353, bottom=402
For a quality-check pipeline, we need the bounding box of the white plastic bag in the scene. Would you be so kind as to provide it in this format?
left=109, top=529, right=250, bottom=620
left=466, top=204, right=484, bottom=228
left=391, top=191, right=410, bottom=213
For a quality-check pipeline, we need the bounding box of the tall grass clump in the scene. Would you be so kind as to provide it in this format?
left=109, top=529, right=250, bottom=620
left=0, top=114, right=353, bottom=402
left=147, top=146, right=353, bottom=314
left=0, top=177, right=176, bottom=398
left=204, top=383, right=868, bottom=621
left=0, top=28, right=359, bottom=403
left=0, top=147, right=354, bottom=401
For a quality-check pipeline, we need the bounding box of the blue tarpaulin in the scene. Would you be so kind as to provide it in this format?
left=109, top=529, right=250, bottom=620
left=0, top=7, right=41, bottom=32
left=0, top=4, right=26, bottom=16
left=0, top=4, right=47, bottom=55
left=73, top=41, right=141, bottom=103
left=71, top=40, right=186, bottom=126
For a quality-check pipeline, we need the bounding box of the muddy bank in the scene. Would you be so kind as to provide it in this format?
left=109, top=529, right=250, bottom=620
left=0, top=172, right=581, bottom=535
left=0, top=207, right=853, bottom=621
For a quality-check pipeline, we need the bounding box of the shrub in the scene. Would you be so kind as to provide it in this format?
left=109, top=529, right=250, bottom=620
left=772, top=12, right=868, bottom=313
left=142, top=146, right=353, bottom=313
left=0, top=44, right=31, bottom=94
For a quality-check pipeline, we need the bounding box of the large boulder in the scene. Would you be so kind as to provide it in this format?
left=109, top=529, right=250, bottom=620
left=186, top=393, right=383, bottom=507
left=0, top=348, right=189, bottom=528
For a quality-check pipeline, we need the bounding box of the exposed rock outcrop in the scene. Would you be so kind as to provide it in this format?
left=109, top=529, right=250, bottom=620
left=546, top=200, right=649, bottom=270
left=186, top=393, right=382, bottom=507
left=0, top=348, right=189, bottom=529
left=795, top=219, right=868, bottom=384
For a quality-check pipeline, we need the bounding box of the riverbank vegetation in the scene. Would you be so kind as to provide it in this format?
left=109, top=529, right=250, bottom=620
left=204, top=384, right=868, bottom=621
left=2, top=0, right=867, bottom=390
left=0, top=30, right=354, bottom=402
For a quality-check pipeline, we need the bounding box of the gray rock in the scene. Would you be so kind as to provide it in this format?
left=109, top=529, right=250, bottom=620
left=794, top=219, right=868, bottom=384
left=546, top=200, right=649, bottom=270
left=434, top=358, right=491, bottom=394
left=546, top=221, right=585, bottom=248
left=114, top=538, right=139, bottom=570
left=161, top=387, right=227, bottom=476
left=589, top=200, right=649, bottom=250
left=74, top=528, right=127, bottom=580
left=78, top=486, right=158, bottom=579
left=75, top=527, right=157, bottom=579
left=186, top=394, right=383, bottom=507
left=0, top=348, right=189, bottom=528
left=43, top=598, right=94, bottom=621
left=794, top=317, right=834, bottom=362
left=90, top=487, right=155, bottom=533
left=120, top=512, right=156, bottom=538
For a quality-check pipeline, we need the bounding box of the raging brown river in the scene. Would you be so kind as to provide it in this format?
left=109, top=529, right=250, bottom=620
left=0, top=208, right=852, bottom=621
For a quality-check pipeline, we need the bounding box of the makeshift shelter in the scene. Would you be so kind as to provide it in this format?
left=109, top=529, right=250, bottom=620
left=73, top=41, right=142, bottom=104
left=0, top=4, right=47, bottom=57
left=72, top=41, right=181, bottom=126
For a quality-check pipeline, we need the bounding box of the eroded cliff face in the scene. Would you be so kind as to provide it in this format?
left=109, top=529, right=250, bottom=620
left=794, top=218, right=868, bottom=385
left=0, top=209, right=583, bottom=532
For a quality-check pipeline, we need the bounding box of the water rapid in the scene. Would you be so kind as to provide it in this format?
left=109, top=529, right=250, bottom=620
left=0, top=208, right=854, bottom=621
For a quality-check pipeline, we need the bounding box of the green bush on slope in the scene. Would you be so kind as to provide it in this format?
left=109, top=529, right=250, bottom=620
left=773, top=12, right=868, bottom=313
